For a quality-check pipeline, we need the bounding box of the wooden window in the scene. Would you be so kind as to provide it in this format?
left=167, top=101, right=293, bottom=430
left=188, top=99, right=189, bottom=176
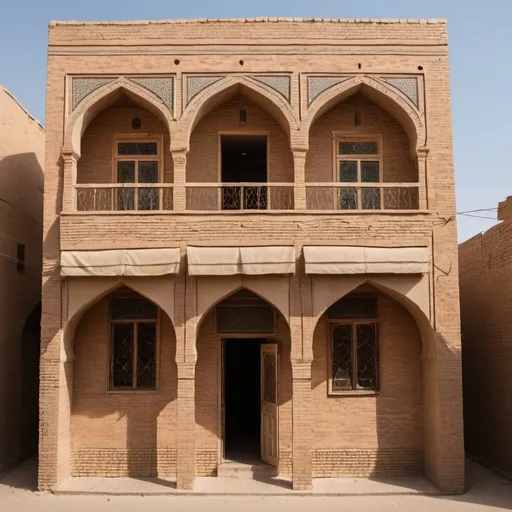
left=334, top=136, right=383, bottom=210
left=109, top=293, right=159, bottom=390
left=113, top=135, right=163, bottom=211
left=327, top=294, right=380, bottom=394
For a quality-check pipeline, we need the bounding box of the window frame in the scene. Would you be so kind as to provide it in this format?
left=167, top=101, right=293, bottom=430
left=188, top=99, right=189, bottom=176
left=327, top=296, right=380, bottom=396
left=331, top=133, right=383, bottom=210
left=112, top=133, right=164, bottom=211
left=107, top=296, right=160, bottom=393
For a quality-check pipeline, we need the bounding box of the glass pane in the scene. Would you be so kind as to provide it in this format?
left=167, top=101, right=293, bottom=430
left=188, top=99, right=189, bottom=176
left=361, top=161, right=380, bottom=182
left=339, top=141, right=378, bottom=155
left=112, top=323, right=134, bottom=388
left=137, top=323, right=157, bottom=389
left=117, top=188, right=135, bottom=211
left=138, top=161, right=158, bottom=183
left=356, top=323, right=378, bottom=390
left=118, top=161, right=135, bottom=183
left=339, top=188, right=357, bottom=210
left=332, top=324, right=353, bottom=390
left=327, top=295, right=377, bottom=319
left=118, top=142, right=158, bottom=156
left=263, top=353, right=277, bottom=404
left=339, top=161, right=357, bottom=182
left=111, top=298, right=158, bottom=320
left=362, top=188, right=381, bottom=210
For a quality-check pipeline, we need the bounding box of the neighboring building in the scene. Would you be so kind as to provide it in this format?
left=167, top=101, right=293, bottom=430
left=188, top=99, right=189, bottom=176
left=41, top=18, right=464, bottom=493
left=460, top=197, right=512, bottom=476
left=0, top=86, right=44, bottom=471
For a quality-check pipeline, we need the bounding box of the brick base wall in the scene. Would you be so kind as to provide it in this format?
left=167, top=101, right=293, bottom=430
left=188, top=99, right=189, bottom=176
left=279, top=450, right=293, bottom=476
left=196, top=450, right=217, bottom=476
left=71, top=449, right=177, bottom=477
left=312, top=449, right=423, bottom=477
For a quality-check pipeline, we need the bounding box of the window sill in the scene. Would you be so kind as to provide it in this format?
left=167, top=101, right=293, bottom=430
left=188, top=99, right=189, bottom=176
left=106, top=388, right=158, bottom=394
left=328, top=390, right=380, bottom=397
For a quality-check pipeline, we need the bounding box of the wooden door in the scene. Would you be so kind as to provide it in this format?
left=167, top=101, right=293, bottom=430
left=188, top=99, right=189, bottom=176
left=260, top=343, right=278, bottom=466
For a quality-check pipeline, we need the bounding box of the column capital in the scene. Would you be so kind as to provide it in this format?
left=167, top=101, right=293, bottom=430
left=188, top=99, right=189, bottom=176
left=291, top=359, right=313, bottom=380
left=61, top=149, right=80, bottom=163
left=176, top=361, right=196, bottom=380
left=416, top=146, right=430, bottom=159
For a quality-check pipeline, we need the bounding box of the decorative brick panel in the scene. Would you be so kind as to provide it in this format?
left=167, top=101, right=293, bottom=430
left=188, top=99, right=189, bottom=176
left=71, top=449, right=177, bottom=477
left=196, top=450, right=217, bottom=476
left=312, top=449, right=423, bottom=477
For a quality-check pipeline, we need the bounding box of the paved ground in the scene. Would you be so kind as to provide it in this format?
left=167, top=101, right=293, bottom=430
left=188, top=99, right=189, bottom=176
left=1, top=458, right=512, bottom=511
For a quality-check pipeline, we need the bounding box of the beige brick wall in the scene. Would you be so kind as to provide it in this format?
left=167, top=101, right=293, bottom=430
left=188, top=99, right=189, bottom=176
left=71, top=297, right=178, bottom=477
left=0, top=87, right=44, bottom=471
left=41, top=18, right=464, bottom=492
left=306, top=94, right=416, bottom=183
left=188, top=95, right=293, bottom=183
left=78, top=103, right=173, bottom=184
left=311, top=290, right=424, bottom=476
left=459, top=219, right=512, bottom=475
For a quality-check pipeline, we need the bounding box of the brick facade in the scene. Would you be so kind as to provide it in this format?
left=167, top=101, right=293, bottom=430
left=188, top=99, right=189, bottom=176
left=41, top=18, right=464, bottom=493
left=459, top=201, right=512, bottom=476
left=0, top=86, right=44, bottom=472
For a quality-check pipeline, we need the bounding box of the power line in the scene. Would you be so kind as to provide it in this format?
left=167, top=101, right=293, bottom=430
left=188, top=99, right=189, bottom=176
left=457, top=213, right=498, bottom=220
left=456, top=207, right=498, bottom=214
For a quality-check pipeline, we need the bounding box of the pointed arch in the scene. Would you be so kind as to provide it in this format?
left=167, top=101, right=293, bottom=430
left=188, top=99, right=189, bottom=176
left=195, top=275, right=290, bottom=333
left=302, top=75, right=426, bottom=156
left=63, top=78, right=174, bottom=156
left=309, top=275, right=435, bottom=360
left=61, top=276, right=176, bottom=362
left=179, top=76, right=299, bottom=151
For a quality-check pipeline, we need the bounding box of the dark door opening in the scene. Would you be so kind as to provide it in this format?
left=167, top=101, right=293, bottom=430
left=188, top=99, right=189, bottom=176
left=224, top=338, right=263, bottom=462
left=220, top=135, right=267, bottom=210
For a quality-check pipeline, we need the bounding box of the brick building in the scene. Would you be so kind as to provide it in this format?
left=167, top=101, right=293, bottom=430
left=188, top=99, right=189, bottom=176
left=459, top=197, right=512, bottom=476
left=0, top=86, right=44, bottom=471
left=41, top=18, right=464, bottom=493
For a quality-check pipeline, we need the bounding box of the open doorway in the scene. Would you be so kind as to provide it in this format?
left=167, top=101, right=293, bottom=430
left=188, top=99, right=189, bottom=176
left=223, top=338, right=263, bottom=462
left=220, top=134, right=268, bottom=210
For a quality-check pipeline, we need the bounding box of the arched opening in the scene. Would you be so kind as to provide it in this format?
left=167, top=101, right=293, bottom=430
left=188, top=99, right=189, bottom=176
left=195, top=289, right=292, bottom=474
left=185, top=84, right=294, bottom=211
left=19, top=303, right=41, bottom=462
left=311, top=284, right=424, bottom=478
left=74, top=88, right=173, bottom=212
left=71, top=287, right=177, bottom=478
left=305, top=85, right=421, bottom=211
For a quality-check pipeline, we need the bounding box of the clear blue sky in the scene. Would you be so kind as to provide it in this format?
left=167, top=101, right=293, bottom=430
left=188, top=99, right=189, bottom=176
left=0, top=0, right=509, bottom=241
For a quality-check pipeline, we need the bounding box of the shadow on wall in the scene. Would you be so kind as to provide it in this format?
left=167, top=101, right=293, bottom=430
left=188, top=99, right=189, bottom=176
left=20, top=303, right=41, bottom=462
left=71, top=292, right=177, bottom=484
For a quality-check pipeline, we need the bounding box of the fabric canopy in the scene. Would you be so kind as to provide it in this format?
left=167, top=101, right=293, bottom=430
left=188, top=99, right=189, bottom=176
left=187, top=246, right=295, bottom=275
left=61, top=248, right=180, bottom=277
left=303, top=246, right=429, bottom=274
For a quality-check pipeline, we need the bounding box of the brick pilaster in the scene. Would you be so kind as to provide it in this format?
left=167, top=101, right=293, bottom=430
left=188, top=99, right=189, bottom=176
left=172, top=150, right=187, bottom=211
left=292, top=150, right=307, bottom=210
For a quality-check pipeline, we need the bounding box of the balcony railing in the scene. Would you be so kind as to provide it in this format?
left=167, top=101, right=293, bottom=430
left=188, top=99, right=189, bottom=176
left=185, top=183, right=294, bottom=211
left=72, top=182, right=421, bottom=212
left=305, top=183, right=420, bottom=211
left=75, top=184, right=174, bottom=212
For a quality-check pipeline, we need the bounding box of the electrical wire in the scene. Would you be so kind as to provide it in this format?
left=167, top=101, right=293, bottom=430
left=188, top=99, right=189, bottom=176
left=456, top=207, right=498, bottom=214
left=457, top=213, right=497, bottom=220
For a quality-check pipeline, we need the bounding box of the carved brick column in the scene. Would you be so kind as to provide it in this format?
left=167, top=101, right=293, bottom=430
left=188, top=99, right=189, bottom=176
left=62, top=151, right=78, bottom=213
left=172, top=150, right=187, bottom=211
left=293, top=149, right=307, bottom=210
left=417, top=147, right=429, bottom=210
left=176, top=275, right=197, bottom=490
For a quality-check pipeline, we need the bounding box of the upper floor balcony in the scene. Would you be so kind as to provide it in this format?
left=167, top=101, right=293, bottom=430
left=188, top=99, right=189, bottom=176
left=61, top=74, right=428, bottom=229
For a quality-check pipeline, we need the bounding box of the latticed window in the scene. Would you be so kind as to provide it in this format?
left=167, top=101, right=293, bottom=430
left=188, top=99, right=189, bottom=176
left=114, top=136, right=162, bottom=211
left=335, top=137, right=382, bottom=210
left=328, top=294, right=379, bottom=394
left=109, top=291, right=158, bottom=390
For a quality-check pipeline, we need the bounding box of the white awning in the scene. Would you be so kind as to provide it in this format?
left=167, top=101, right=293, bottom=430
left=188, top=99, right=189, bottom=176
left=303, top=246, right=429, bottom=274
left=61, top=248, right=180, bottom=277
left=187, top=246, right=295, bottom=275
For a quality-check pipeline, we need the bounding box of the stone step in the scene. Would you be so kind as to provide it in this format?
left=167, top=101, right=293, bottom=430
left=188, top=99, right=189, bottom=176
left=217, top=461, right=278, bottom=479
